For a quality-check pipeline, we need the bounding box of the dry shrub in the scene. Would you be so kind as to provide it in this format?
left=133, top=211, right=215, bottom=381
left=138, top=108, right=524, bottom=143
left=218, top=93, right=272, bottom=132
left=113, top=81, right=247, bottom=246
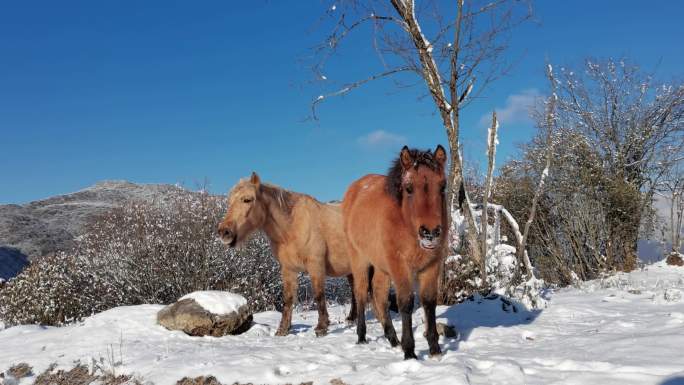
left=0, top=190, right=281, bottom=326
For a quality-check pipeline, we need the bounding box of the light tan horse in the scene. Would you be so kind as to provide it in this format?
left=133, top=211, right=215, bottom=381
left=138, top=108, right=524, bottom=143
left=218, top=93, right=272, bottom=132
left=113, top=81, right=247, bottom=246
left=217, top=172, right=357, bottom=336
left=342, top=145, right=447, bottom=359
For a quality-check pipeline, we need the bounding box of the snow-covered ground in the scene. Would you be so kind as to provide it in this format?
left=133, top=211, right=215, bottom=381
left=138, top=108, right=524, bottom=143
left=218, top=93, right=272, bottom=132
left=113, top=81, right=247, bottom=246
left=2, top=261, right=684, bottom=385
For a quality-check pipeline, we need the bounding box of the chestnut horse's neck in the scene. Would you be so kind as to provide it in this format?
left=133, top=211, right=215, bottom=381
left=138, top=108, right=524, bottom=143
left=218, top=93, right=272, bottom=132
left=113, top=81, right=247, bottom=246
left=259, top=184, right=297, bottom=245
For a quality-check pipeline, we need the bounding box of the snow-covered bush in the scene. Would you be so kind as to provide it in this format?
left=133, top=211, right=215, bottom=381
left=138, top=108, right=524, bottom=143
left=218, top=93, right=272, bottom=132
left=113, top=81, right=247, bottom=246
left=0, top=190, right=282, bottom=326
left=0, top=253, right=108, bottom=325
left=78, top=190, right=282, bottom=312
left=443, top=206, right=547, bottom=309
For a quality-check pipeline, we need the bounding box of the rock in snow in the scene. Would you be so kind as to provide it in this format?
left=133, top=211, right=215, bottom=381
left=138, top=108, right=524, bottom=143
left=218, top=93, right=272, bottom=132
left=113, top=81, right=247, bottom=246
left=157, top=291, right=252, bottom=337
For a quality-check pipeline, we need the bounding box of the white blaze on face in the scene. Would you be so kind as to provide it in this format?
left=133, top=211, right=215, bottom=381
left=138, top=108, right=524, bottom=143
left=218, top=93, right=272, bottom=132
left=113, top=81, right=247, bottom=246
left=402, top=171, right=413, bottom=185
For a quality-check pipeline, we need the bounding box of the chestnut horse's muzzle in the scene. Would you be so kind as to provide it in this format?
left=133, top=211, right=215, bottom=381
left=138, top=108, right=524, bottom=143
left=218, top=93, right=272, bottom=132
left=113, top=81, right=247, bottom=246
left=418, top=225, right=442, bottom=250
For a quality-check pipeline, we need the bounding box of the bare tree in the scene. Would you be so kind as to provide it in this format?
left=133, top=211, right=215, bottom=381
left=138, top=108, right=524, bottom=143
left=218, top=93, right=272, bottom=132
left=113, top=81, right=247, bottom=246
left=310, top=0, right=533, bottom=272
left=551, top=58, right=684, bottom=271
left=517, top=64, right=556, bottom=278
left=658, top=165, right=684, bottom=254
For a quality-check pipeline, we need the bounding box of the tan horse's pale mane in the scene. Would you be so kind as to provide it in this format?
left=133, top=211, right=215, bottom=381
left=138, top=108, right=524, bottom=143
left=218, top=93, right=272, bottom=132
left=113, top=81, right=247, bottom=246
left=260, top=183, right=297, bottom=216
left=230, top=178, right=298, bottom=217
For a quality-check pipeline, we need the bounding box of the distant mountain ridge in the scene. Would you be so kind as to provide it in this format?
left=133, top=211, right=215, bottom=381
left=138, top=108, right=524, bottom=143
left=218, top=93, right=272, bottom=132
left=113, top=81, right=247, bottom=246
left=0, top=181, right=186, bottom=278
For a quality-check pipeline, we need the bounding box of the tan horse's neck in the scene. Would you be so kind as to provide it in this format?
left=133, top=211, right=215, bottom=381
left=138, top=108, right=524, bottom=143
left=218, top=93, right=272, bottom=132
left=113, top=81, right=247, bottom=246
left=259, top=184, right=297, bottom=245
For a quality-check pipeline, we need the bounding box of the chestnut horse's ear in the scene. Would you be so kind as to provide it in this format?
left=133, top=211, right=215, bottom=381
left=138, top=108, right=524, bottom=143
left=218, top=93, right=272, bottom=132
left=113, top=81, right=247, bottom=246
left=400, top=146, right=413, bottom=170
left=250, top=172, right=261, bottom=186
left=434, top=144, right=447, bottom=167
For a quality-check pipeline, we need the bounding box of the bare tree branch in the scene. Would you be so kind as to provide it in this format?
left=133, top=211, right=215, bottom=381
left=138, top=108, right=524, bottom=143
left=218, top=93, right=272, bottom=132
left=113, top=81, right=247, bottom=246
left=310, top=66, right=413, bottom=120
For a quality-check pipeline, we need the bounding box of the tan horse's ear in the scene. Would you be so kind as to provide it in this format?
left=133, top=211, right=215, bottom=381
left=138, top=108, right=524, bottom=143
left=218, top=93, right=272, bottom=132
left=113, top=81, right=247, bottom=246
left=400, top=146, right=413, bottom=170
left=434, top=145, right=447, bottom=167
left=250, top=172, right=261, bottom=186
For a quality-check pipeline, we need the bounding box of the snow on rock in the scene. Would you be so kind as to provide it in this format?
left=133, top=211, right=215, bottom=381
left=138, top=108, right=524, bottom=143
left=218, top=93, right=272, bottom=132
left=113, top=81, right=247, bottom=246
left=179, top=291, right=247, bottom=316
left=2, top=263, right=684, bottom=384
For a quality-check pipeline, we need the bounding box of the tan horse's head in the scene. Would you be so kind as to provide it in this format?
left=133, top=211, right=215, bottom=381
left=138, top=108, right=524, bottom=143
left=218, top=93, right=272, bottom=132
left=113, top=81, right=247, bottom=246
left=217, top=172, right=268, bottom=247
left=388, top=145, right=447, bottom=251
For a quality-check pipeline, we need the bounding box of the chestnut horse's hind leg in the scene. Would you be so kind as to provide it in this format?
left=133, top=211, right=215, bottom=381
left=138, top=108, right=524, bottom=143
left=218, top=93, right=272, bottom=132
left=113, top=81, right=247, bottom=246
left=371, top=270, right=400, bottom=347
left=418, top=260, right=442, bottom=357
left=351, top=263, right=370, bottom=344
left=275, top=268, right=297, bottom=336
left=345, top=274, right=357, bottom=324
left=311, top=272, right=330, bottom=337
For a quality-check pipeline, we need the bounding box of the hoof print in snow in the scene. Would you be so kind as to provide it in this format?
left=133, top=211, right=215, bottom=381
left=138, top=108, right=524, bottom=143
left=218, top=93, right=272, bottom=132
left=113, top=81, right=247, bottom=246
left=157, top=291, right=253, bottom=337
left=666, top=252, right=684, bottom=266
left=663, top=288, right=682, bottom=303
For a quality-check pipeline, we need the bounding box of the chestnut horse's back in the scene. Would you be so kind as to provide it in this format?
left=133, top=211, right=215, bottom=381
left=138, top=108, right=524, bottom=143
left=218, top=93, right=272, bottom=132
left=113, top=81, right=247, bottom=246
left=342, top=174, right=399, bottom=273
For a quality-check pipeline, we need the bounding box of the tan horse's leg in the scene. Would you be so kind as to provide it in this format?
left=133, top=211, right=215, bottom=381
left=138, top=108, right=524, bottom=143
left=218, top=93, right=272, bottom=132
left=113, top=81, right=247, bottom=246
left=391, top=264, right=417, bottom=360
left=275, top=268, right=297, bottom=336
left=345, top=274, right=357, bottom=324
left=418, top=260, right=442, bottom=357
left=311, top=272, right=330, bottom=337
left=371, top=270, right=399, bottom=347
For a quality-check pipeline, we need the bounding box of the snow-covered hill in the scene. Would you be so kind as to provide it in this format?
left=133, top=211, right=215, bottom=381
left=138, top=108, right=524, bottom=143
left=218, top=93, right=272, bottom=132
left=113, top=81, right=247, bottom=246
left=0, top=180, right=185, bottom=264
left=1, top=261, right=684, bottom=385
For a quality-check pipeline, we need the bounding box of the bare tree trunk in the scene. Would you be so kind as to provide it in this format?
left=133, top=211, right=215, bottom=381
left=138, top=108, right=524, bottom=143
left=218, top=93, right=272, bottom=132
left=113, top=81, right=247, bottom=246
left=481, top=111, right=498, bottom=285
left=518, top=65, right=556, bottom=278
left=676, top=193, right=684, bottom=251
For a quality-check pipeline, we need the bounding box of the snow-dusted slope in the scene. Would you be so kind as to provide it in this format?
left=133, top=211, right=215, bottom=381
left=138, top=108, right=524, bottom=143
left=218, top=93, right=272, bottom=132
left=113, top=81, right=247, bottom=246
left=1, top=261, right=684, bottom=385
left=0, top=180, right=185, bottom=262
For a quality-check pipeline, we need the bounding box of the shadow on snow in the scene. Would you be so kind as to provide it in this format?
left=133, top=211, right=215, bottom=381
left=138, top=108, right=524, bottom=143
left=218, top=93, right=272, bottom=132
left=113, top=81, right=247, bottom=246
left=437, top=293, right=542, bottom=345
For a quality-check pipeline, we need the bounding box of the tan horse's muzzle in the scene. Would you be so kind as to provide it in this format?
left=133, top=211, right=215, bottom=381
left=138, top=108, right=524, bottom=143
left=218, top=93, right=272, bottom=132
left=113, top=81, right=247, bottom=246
left=217, top=223, right=237, bottom=247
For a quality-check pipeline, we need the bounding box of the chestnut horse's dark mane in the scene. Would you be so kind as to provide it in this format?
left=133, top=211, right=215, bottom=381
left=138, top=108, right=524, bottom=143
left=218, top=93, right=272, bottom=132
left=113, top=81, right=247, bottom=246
left=385, top=148, right=441, bottom=203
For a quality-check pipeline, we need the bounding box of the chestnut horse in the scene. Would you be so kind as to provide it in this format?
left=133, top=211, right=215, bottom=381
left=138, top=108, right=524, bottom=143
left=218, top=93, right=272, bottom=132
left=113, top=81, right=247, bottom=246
left=217, top=172, right=357, bottom=337
left=342, top=145, right=447, bottom=359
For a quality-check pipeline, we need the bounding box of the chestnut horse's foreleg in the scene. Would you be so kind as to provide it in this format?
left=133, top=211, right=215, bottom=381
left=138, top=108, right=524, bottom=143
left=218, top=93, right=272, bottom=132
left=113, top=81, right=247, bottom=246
left=311, top=272, right=330, bottom=337
left=371, top=270, right=399, bottom=347
left=351, top=262, right=370, bottom=344
left=345, top=274, right=357, bottom=324
left=275, top=268, right=297, bottom=336
left=418, top=260, right=442, bottom=357
left=391, top=266, right=417, bottom=360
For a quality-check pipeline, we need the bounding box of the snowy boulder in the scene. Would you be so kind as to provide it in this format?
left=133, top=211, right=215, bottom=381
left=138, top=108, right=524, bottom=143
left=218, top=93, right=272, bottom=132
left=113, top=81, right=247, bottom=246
left=157, top=291, right=253, bottom=337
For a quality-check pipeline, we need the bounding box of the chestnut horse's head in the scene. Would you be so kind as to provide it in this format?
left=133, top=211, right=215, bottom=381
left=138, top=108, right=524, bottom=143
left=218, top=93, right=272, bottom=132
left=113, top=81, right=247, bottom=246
left=217, top=172, right=268, bottom=247
left=387, top=145, right=448, bottom=251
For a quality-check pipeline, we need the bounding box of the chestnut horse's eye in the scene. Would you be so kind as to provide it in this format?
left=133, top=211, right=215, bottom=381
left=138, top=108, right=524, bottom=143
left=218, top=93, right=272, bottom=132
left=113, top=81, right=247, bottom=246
left=405, top=185, right=414, bottom=195
left=440, top=184, right=446, bottom=195
left=243, top=197, right=254, bottom=203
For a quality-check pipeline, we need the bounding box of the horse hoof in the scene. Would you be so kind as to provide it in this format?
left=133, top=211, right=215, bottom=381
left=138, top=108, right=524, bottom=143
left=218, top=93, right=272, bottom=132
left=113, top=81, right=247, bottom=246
left=357, top=338, right=368, bottom=345
left=388, top=337, right=400, bottom=348
left=315, top=328, right=328, bottom=337
left=275, top=329, right=289, bottom=337
left=404, top=351, right=418, bottom=360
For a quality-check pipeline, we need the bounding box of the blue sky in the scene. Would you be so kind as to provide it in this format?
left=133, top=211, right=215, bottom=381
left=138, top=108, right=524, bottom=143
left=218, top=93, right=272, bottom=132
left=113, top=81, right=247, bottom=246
left=1, top=1, right=683, bottom=204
